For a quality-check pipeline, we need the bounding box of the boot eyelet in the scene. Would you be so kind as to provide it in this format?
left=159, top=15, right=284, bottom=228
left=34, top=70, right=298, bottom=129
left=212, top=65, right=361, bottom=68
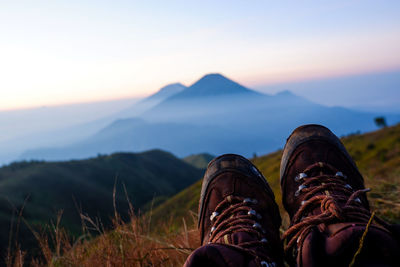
left=210, top=211, right=219, bottom=221
left=247, top=209, right=262, bottom=219
left=248, top=209, right=257, bottom=216
left=335, top=171, right=347, bottom=179
left=210, top=226, right=216, bottom=233
left=243, top=198, right=252, bottom=204
left=295, top=172, right=308, bottom=182
left=261, top=237, right=268, bottom=244
left=295, top=185, right=307, bottom=197
left=301, top=200, right=306, bottom=206
left=243, top=198, right=258, bottom=204
left=261, top=261, right=276, bottom=267
left=252, top=222, right=262, bottom=230
left=345, top=184, right=352, bottom=190
left=253, top=223, right=265, bottom=233
left=355, top=197, right=362, bottom=203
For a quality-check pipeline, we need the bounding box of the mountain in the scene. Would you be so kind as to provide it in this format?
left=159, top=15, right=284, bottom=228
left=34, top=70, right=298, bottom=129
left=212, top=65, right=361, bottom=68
left=141, top=73, right=264, bottom=122
left=167, top=73, right=259, bottom=99
left=1, top=149, right=203, bottom=256
left=20, top=73, right=399, bottom=162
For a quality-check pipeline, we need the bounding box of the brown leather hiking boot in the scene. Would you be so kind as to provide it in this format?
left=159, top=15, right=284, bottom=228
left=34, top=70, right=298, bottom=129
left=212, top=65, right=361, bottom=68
left=280, top=124, right=400, bottom=267
left=184, top=154, right=283, bottom=267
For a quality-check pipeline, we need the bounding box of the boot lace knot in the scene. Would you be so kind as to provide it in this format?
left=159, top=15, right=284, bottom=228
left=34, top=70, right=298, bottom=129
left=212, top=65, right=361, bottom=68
left=283, top=162, right=376, bottom=258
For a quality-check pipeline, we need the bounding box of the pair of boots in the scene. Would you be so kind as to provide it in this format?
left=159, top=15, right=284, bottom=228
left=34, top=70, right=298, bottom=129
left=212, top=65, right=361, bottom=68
left=184, top=125, right=400, bottom=267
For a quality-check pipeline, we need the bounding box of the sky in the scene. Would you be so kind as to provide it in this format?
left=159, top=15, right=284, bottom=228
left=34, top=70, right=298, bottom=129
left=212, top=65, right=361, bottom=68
left=1, top=0, right=400, bottom=111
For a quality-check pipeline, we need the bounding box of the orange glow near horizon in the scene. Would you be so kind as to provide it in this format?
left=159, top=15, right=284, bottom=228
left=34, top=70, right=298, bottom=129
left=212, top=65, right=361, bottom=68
left=1, top=64, right=399, bottom=112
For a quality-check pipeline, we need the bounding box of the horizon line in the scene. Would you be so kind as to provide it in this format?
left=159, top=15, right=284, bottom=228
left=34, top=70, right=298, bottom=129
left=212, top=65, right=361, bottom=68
left=2, top=67, right=399, bottom=112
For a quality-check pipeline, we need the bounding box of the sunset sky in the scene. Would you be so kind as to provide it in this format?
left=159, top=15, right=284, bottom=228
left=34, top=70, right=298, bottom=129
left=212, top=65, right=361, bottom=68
left=1, top=0, right=400, bottom=110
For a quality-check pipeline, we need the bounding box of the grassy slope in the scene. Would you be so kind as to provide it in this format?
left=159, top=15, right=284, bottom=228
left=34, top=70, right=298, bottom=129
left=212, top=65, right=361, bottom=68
left=151, top=124, right=400, bottom=231
left=0, top=150, right=203, bottom=255
left=31, top=124, right=400, bottom=267
left=183, top=153, right=214, bottom=169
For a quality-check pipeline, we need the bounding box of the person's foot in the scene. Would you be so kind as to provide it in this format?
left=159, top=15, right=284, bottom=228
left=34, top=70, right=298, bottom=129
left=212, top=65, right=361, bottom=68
left=185, top=154, right=283, bottom=267
left=280, top=124, right=400, bottom=266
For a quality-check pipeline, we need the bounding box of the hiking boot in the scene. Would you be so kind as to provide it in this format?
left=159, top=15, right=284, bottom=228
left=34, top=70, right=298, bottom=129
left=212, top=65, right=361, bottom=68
left=184, top=154, right=283, bottom=267
left=280, top=124, right=400, bottom=266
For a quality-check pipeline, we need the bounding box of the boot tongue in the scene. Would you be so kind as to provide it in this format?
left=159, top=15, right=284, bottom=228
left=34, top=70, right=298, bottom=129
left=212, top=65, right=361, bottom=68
left=230, top=231, right=257, bottom=245
left=307, top=163, right=336, bottom=177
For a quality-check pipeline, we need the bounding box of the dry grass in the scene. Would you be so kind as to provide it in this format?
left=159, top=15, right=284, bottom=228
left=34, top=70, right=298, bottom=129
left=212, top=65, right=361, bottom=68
left=6, top=193, right=200, bottom=267
left=52, top=215, right=199, bottom=267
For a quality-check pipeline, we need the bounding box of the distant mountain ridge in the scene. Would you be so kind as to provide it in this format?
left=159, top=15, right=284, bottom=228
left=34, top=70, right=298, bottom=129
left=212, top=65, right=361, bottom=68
left=20, top=73, right=399, bottom=161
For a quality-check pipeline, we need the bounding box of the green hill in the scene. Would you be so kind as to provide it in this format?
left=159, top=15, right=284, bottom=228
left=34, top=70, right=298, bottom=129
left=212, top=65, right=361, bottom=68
left=183, top=153, right=214, bottom=169
left=151, top=124, right=400, bottom=230
left=0, top=149, right=203, bottom=256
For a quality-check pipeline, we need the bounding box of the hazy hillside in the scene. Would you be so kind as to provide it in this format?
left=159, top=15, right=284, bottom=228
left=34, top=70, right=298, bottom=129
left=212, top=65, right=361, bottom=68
left=144, top=83, right=186, bottom=102
left=113, top=83, right=187, bottom=119
left=1, top=150, right=203, bottom=257
left=0, top=83, right=186, bottom=166
left=21, top=74, right=394, bottom=162
left=21, top=119, right=233, bottom=160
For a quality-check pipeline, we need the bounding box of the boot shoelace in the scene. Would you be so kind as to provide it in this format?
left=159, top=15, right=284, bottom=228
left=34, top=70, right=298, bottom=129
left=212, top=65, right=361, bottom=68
left=209, top=195, right=277, bottom=267
left=282, top=162, right=388, bottom=258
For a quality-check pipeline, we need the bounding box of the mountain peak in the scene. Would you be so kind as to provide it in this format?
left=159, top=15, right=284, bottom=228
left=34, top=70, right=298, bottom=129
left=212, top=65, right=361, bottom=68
left=161, top=82, right=186, bottom=91
left=146, top=83, right=186, bottom=101
left=193, top=73, right=244, bottom=89
left=198, top=73, right=229, bottom=81
left=169, top=73, right=260, bottom=99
